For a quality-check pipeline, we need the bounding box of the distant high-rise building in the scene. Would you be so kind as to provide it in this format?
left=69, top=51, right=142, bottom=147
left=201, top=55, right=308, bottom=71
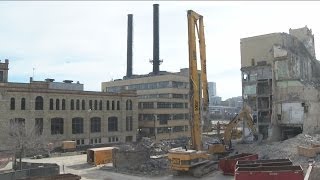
left=208, top=82, right=216, bottom=105
left=211, top=96, right=222, bottom=105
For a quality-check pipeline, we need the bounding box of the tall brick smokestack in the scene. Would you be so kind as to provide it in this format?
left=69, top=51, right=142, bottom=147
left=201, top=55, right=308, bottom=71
left=126, top=14, right=133, bottom=77
left=152, top=4, right=160, bottom=75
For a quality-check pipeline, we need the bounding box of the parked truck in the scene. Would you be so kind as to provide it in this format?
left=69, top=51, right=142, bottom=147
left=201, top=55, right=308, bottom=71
left=61, top=141, right=76, bottom=152
left=87, top=147, right=118, bottom=166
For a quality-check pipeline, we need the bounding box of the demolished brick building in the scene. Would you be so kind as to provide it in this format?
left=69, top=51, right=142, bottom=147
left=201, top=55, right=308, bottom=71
left=241, top=26, right=320, bottom=141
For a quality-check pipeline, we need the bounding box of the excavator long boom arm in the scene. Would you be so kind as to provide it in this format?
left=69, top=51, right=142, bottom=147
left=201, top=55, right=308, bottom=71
left=223, top=105, right=259, bottom=148
left=187, top=10, right=208, bottom=151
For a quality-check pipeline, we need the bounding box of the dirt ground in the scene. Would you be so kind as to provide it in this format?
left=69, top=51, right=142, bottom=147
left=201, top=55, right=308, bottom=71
left=23, top=154, right=233, bottom=180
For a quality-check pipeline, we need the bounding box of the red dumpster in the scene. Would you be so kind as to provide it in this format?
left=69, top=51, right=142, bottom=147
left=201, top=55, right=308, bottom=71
left=236, top=158, right=292, bottom=168
left=218, top=153, right=258, bottom=175
left=235, top=165, right=304, bottom=180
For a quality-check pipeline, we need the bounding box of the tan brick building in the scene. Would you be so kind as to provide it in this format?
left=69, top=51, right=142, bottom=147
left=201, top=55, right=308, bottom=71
left=0, top=60, right=138, bottom=149
left=101, top=69, right=191, bottom=141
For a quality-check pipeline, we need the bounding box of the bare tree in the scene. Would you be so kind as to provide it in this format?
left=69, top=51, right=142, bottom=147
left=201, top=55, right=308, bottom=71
left=3, top=119, right=49, bottom=170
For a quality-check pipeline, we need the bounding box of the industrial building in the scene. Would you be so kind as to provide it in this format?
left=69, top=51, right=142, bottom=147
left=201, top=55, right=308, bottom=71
left=102, top=69, right=190, bottom=141
left=0, top=59, right=138, bottom=148
left=102, top=4, right=190, bottom=141
left=241, top=26, right=320, bottom=140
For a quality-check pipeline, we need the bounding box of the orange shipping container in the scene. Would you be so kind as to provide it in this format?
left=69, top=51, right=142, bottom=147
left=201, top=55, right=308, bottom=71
left=297, top=146, right=316, bottom=158
left=87, top=147, right=117, bottom=166
left=62, top=141, right=76, bottom=150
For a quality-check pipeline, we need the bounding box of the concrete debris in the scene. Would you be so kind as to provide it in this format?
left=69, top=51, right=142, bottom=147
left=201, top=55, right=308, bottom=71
left=105, top=137, right=189, bottom=176
left=309, top=165, right=320, bottom=180
left=113, top=157, right=169, bottom=176
left=235, top=133, right=320, bottom=172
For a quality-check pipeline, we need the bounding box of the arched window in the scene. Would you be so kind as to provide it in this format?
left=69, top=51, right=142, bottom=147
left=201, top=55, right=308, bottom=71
left=35, top=96, right=43, bottom=110
left=71, top=99, right=74, bottom=110
left=62, top=99, right=66, bottom=110
left=89, top=100, right=93, bottom=110
left=117, top=101, right=120, bottom=110
left=130, top=100, right=132, bottom=110
left=10, top=97, right=15, bottom=110
left=99, top=100, right=102, bottom=110
left=56, top=99, right=60, bottom=110
left=108, top=116, right=118, bottom=132
left=106, top=101, right=110, bottom=110
left=82, top=100, right=85, bottom=110
left=94, top=100, right=98, bottom=110
left=72, top=117, right=84, bottom=134
left=21, top=98, right=26, bottom=110
left=49, top=99, right=54, bottom=110
left=76, top=99, right=80, bottom=110
left=126, top=100, right=132, bottom=110
left=112, top=101, right=115, bottom=110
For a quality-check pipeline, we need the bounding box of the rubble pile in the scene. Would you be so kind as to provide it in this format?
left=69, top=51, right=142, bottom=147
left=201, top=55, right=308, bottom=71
left=115, top=157, right=169, bottom=176
left=108, top=137, right=189, bottom=176
left=235, top=133, right=320, bottom=170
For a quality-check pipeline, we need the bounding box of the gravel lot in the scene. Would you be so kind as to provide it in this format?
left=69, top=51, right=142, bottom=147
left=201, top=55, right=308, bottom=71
left=23, top=154, right=232, bottom=180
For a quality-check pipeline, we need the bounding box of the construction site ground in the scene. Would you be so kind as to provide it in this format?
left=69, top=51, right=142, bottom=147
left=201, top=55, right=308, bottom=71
left=20, top=133, right=320, bottom=180
left=23, top=154, right=232, bottom=180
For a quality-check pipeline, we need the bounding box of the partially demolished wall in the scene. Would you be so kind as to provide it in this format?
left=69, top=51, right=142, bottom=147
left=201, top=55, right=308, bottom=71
left=241, top=26, right=320, bottom=140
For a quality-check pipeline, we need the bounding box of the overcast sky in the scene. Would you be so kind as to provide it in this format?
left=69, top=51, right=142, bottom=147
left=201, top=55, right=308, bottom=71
left=1, top=1, right=320, bottom=100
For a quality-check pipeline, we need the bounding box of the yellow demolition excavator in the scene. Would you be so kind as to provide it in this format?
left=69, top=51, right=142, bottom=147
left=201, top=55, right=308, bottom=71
left=208, top=104, right=263, bottom=155
left=167, top=10, right=262, bottom=177
left=167, top=10, right=217, bottom=177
